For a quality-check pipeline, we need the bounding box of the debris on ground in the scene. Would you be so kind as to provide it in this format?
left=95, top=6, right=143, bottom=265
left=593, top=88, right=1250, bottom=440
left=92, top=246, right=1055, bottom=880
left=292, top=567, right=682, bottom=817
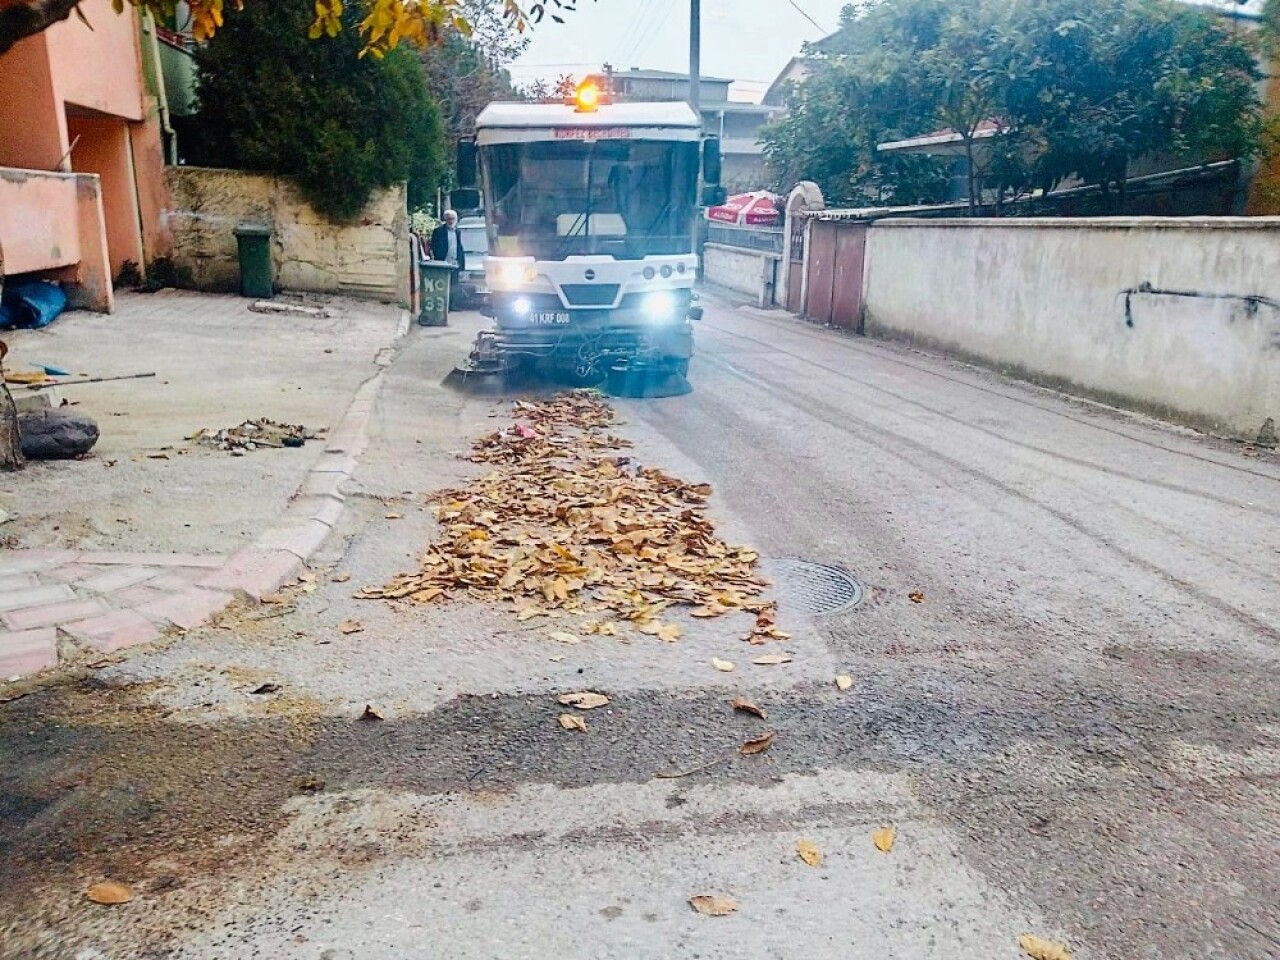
left=688, top=895, right=738, bottom=917
left=730, top=698, right=767, bottom=719
left=188, top=418, right=320, bottom=453
left=18, top=410, right=99, bottom=459
left=796, top=838, right=822, bottom=867
left=556, top=691, right=610, bottom=710
left=740, top=731, right=776, bottom=755
left=835, top=675, right=854, bottom=691
left=558, top=714, right=588, bottom=732
left=358, top=392, right=774, bottom=640
left=85, top=881, right=134, bottom=905
left=1018, top=934, right=1073, bottom=960
left=872, top=826, right=896, bottom=853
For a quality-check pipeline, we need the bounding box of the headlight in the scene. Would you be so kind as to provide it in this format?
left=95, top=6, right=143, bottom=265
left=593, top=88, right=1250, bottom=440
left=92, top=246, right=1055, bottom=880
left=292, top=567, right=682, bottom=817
left=642, top=292, right=678, bottom=320
left=512, top=297, right=532, bottom=316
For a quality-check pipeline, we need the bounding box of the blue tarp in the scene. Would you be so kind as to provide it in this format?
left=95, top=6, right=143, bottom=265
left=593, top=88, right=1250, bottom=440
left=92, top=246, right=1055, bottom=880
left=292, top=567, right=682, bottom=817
left=0, top=280, right=68, bottom=330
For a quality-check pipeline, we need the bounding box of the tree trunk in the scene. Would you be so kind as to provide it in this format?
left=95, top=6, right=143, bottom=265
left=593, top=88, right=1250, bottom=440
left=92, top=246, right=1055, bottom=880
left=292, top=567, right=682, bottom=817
left=0, top=243, right=26, bottom=472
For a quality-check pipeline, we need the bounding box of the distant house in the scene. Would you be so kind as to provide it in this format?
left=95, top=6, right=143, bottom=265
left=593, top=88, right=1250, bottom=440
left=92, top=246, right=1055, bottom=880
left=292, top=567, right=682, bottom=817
left=584, top=67, right=784, bottom=191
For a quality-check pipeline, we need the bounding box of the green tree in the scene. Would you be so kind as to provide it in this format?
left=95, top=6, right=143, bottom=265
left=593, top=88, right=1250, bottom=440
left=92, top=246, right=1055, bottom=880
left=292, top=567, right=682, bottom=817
left=418, top=0, right=528, bottom=192
left=187, top=0, right=446, bottom=220
left=765, top=0, right=1262, bottom=210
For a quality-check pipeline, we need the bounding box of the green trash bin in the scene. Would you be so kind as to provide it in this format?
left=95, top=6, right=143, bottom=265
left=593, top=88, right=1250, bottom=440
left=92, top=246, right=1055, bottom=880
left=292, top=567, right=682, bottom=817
left=418, top=259, right=454, bottom=327
left=233, top=222, right=274, bottom=299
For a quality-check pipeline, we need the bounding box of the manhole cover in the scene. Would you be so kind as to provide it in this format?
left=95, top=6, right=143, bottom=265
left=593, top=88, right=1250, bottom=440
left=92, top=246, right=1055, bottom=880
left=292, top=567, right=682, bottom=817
left=764, top=559, right=864, bottom=617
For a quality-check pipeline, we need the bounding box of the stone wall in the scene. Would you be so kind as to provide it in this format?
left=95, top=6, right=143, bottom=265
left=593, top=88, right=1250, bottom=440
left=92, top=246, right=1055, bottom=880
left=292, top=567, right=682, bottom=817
left=702, top=243, right=780, bottom=307
left=164, top=167, right=410, bottom=305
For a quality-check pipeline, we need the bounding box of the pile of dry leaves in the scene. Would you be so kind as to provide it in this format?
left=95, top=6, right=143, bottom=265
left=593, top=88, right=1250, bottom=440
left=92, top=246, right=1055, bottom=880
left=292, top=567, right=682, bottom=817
left=189, top=418, right=319, bottom=454
left=359, top=392, right=786, bottom=643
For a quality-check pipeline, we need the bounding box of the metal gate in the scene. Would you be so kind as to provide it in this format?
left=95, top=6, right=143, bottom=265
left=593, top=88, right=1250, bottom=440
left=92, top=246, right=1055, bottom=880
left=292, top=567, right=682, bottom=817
left=803, top=220, right=868, bottom=331
left=786, top=217, right=806, bottom=313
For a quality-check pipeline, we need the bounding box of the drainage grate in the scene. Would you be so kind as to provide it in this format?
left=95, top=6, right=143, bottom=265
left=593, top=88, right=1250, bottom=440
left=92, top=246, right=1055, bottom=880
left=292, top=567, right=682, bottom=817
left=764, top=559, right=864, bottom=617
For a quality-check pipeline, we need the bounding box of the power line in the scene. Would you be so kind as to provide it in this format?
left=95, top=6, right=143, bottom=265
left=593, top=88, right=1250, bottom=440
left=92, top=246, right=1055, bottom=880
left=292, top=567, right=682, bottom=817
left=787, top=0, right=828, bottom=34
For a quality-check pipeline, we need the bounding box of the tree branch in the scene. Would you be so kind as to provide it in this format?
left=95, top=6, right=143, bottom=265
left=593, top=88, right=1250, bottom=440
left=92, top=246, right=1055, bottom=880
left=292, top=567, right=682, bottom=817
left=0, top=0, right=85, bottom=56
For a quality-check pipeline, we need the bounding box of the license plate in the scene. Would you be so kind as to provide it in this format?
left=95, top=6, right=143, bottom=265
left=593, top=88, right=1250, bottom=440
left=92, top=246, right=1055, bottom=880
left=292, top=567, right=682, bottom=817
left=530, top=311, right=571, bottom=324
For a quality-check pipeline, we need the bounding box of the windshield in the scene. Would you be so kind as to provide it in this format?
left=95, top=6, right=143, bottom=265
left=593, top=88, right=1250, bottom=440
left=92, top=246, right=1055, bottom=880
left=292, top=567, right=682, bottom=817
left=459, top=225, right=488, bottom=256
left=480, top=139, right=699, bottom=260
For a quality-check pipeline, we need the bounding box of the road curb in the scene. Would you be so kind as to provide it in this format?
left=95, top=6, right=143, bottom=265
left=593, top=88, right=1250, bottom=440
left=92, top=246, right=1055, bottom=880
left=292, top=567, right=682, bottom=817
left=202, top=312, right=409, bottom=603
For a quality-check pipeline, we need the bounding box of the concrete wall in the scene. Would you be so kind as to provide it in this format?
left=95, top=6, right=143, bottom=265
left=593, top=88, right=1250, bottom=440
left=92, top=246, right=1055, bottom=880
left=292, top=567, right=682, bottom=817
left=703, top=243, right=780, bottom=307
left=164, top=167, right=411, bottom=305
left=862, top=218, right=1280, bottom=439
left=0, top=168, right=113, bottom=311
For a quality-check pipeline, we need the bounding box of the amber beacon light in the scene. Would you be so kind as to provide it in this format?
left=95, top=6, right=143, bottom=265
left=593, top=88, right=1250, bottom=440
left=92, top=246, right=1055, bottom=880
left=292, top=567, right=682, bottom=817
left=574, top=82, right=602, bottom=112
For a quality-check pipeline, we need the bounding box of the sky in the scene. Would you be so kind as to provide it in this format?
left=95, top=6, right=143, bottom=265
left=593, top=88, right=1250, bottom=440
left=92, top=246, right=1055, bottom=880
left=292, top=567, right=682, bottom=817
left=508, top=0, right=856, bottom=100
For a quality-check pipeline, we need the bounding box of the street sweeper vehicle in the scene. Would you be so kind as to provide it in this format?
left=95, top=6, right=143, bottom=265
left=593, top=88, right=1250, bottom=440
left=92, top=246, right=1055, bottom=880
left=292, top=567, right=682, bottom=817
left=449, top=82, right=725, bottom=393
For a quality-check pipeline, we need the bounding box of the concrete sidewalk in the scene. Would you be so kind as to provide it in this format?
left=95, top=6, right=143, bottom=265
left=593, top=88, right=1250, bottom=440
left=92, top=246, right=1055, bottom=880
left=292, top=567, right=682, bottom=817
left=1, top=290, right=406, bottom=679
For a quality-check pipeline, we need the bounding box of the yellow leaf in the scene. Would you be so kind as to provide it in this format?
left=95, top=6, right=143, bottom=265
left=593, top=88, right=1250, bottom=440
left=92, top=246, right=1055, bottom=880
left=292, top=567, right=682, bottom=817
left=1018, top=934, right=1073, bottom=960
left=712, top=658, right=735, bottom=673
left=516, top=607, right=548, bottom=622
left=550, top=631, right=582, bottom=645
left=86, top=881, right=134, bottom=905
left=740, top=731, right=776, bottom=755
left=688, top=894, right=737, bottom=917
left=835, top=675, right=853, bottom=691
left=558, top=713, right=587, bottom=732
left=557, top=691, right=609, bottom=710
left=796, top=839, right=822, bottom=867
left=872, top=826, right=895, bottom=853
left=657, top=624, right=682, bottom=643
left=338, top=620, right=363, bottom=635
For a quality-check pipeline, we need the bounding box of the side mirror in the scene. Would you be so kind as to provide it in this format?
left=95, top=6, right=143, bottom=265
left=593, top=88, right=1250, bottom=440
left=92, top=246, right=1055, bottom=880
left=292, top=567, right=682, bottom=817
left=702, top=137, right=722, bottom=188
left=457, top=139, right=478, bottom=189
left=702, top=185, right=727, bottom=207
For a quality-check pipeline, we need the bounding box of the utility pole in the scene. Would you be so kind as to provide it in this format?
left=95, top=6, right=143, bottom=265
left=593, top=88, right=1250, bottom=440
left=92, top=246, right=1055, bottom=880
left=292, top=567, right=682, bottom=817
left=689, top=0, right=701, bottom=119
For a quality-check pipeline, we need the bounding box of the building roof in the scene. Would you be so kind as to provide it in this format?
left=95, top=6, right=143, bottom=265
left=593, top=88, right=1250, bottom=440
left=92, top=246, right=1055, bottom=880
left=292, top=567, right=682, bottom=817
left=476, top=101, right=702, bottom=131
left=609, top=68, right=735, bottom=84
left=877, top=120, right=1003, bottom=156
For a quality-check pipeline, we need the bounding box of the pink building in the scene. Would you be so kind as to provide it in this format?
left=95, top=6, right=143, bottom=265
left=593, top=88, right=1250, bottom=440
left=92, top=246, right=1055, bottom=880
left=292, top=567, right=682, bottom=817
left=0, top=0, right=171, bottom=311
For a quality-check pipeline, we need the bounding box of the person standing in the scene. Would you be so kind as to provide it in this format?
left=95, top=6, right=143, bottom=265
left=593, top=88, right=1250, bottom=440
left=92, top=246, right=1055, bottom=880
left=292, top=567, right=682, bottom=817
left=430, top=210, right=466, bottom=308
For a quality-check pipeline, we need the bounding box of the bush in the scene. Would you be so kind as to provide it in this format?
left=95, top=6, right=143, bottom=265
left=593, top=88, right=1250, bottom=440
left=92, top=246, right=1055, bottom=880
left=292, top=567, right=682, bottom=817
left=188, top=0, right=445, bottom=221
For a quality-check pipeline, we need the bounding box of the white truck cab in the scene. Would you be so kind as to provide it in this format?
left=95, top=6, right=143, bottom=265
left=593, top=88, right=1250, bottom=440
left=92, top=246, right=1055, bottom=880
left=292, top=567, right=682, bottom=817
left=454, top=90, right=723, bottom=385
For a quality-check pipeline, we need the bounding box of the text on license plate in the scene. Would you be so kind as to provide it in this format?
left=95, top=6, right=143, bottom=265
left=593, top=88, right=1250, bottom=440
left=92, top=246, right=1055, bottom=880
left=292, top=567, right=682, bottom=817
left=531, top=311, right=571, bottom=324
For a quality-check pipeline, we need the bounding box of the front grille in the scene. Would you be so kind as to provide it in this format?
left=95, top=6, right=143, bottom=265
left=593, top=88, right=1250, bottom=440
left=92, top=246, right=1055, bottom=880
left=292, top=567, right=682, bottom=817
left=561, top=284, right=620, bottom=307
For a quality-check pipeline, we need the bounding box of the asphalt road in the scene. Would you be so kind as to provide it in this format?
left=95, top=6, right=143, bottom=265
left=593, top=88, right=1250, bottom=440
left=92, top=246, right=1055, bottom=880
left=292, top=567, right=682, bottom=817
left=3, top=298, right=1279, bottom=960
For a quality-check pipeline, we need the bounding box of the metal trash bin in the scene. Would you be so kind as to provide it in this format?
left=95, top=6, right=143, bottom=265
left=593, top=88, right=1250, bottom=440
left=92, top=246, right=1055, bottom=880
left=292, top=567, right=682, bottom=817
left=418, top=259, right=454, bottom=327
left=233, top=222, right=274, bottom=299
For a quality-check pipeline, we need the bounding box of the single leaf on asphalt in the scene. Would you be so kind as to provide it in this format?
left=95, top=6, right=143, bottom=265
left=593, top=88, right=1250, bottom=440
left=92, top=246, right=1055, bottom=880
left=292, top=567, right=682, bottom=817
left=908, top=590, right=925, bottom=604
left=740, top=731, right=776, bottom=755
left=752, top=654, right=792, bottom=666
left=385, top=512, right=403, bottom=520
left=872, top=826, right=896, bottom=853
left=559, top=713, right=587, bottom=732
left=689, top=894, right=738, bottom=917
left=1018, top=934, right=1073, bottom=960
left=250, top=683, right=281, bottom=695
left=558, top=691, right=610, bottom=710
left=332, top=572, right=352, bottom=583
left=657, top=624, right=682, bottom=643
left=86, top=882, right=134, bottom=905
left=339, top=620, right=364, bottom=635
left=549, top=654, right=566, bottom=663
left=359, top=704, right=384, bottom=722
left=550, top=631, right=582, bottom=645
left=835, top=675, right=854, bottom=691
left=796, top=839, right=822, bottom=867
left=730, top=698, right=767, bottom=719
left=516, top=607, right=549, bottom=622
left=712, top=658, right=735, bottom=673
